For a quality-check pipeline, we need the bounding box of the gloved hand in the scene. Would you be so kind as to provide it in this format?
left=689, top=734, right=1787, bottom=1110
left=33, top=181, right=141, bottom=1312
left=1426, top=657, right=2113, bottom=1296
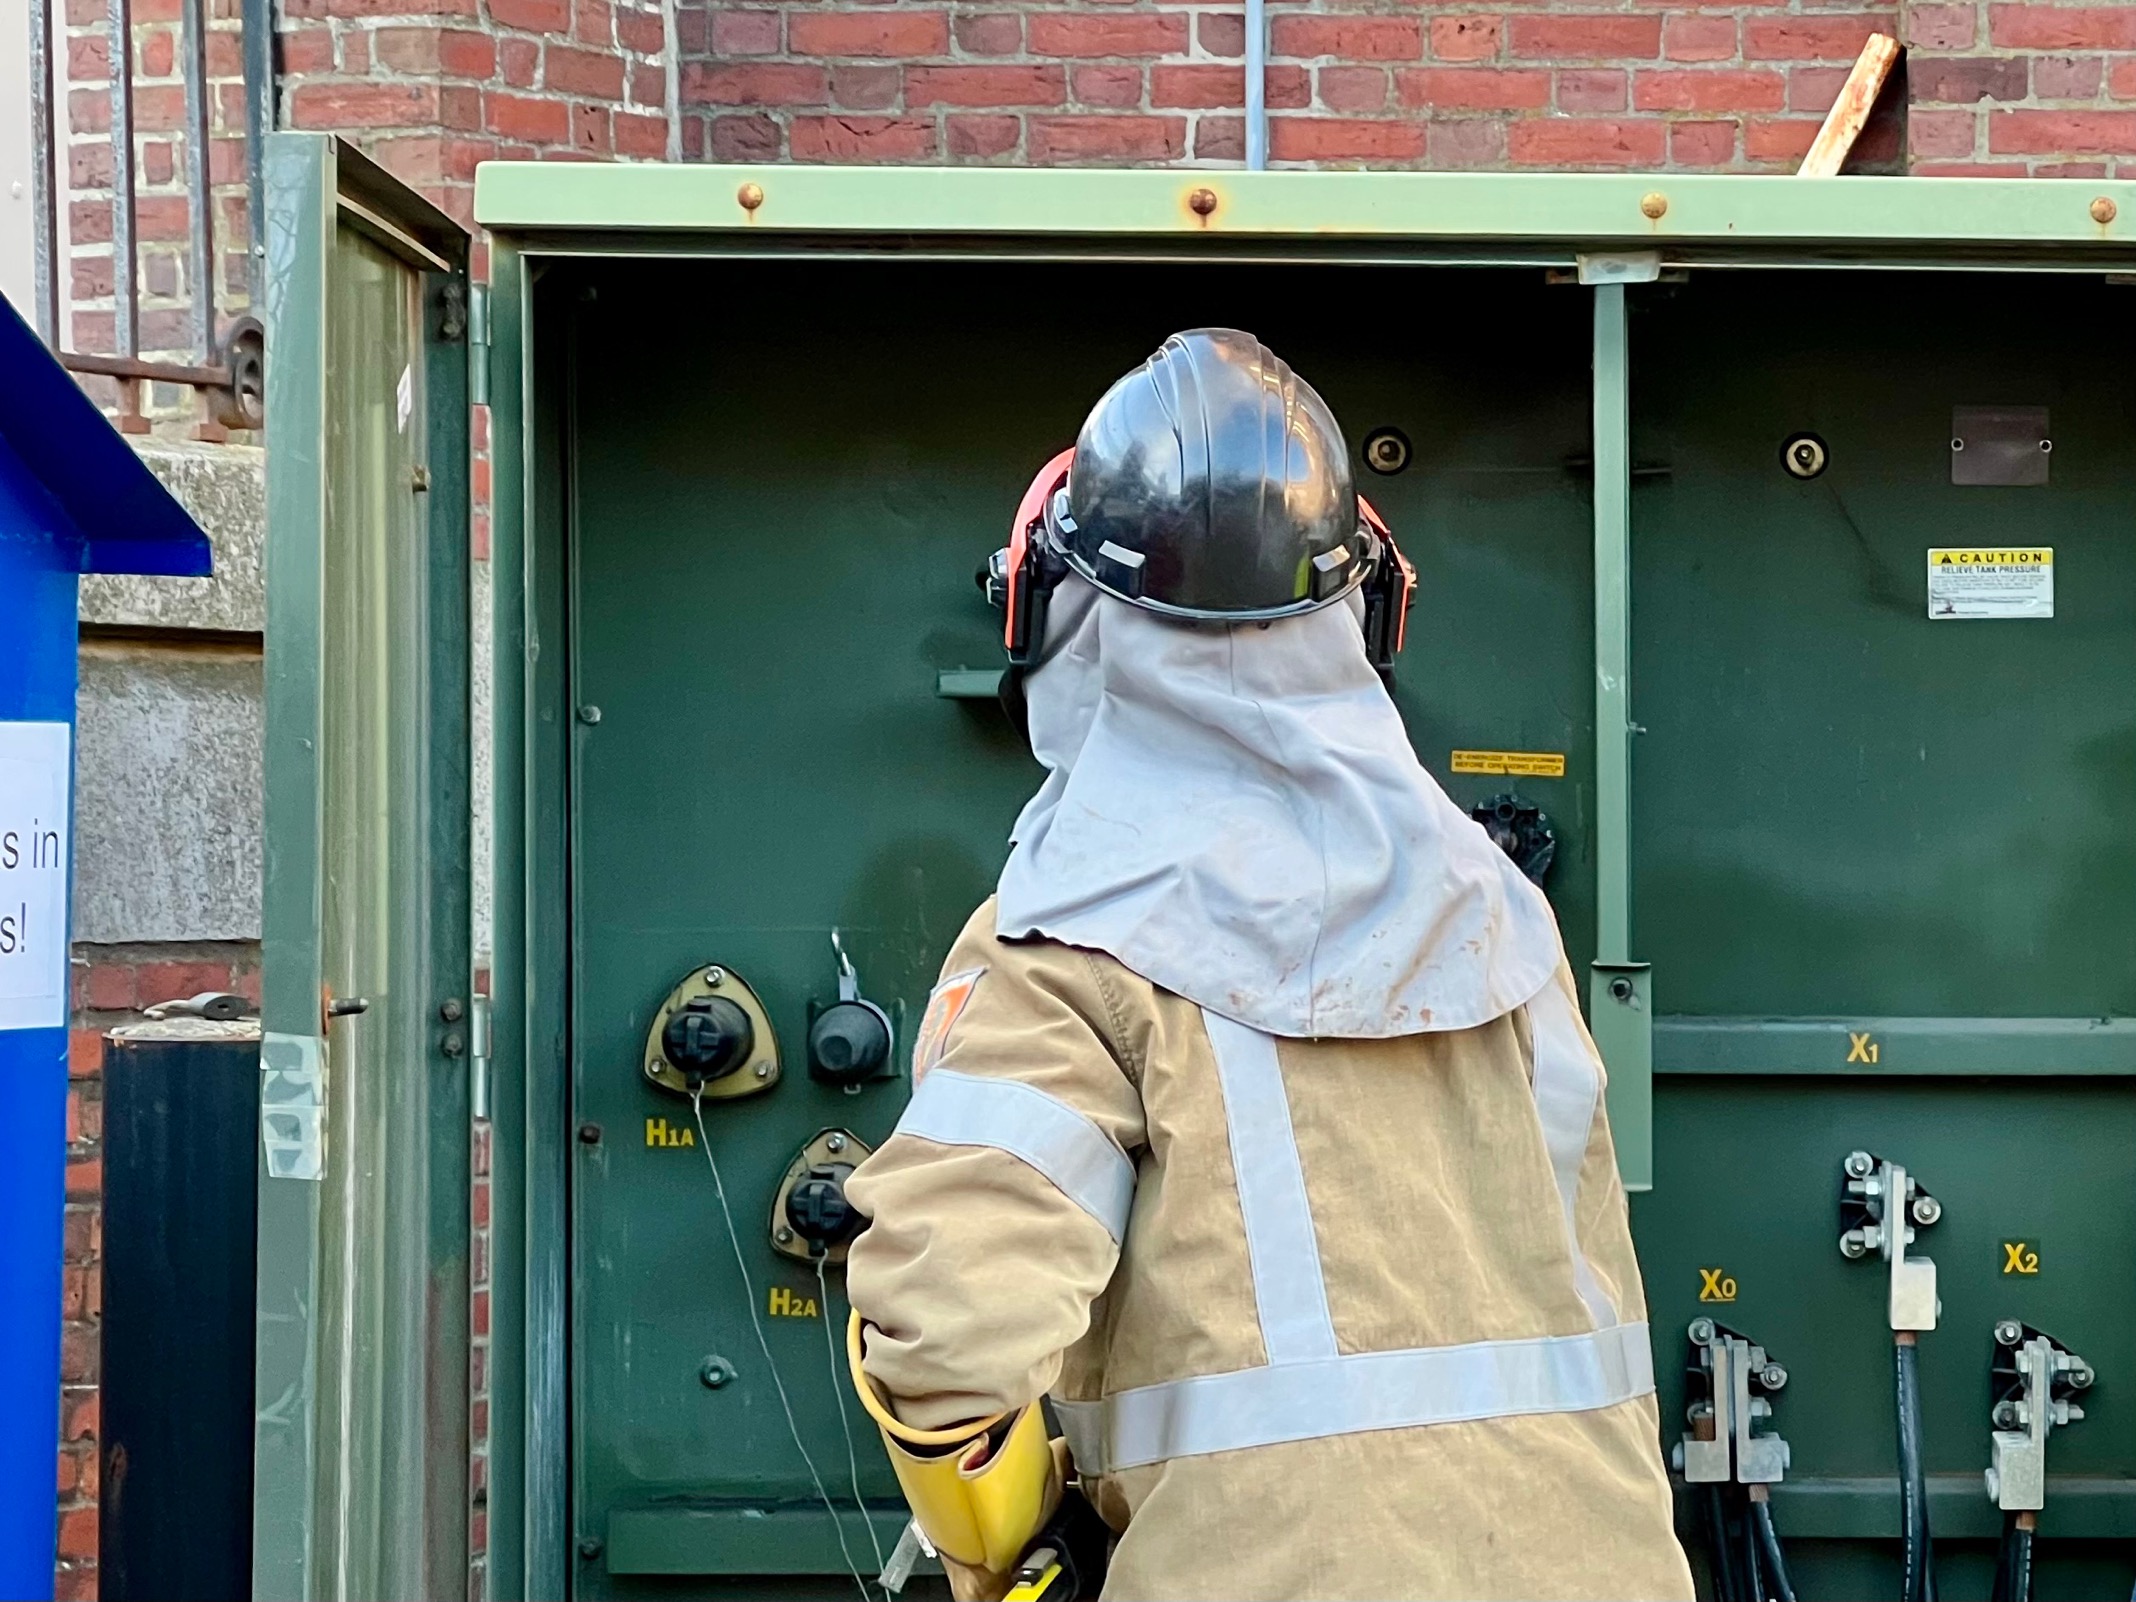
left=848, top=1315, right=1065, bottom=1586
left=936, top=1439, right=1072, bottom=1602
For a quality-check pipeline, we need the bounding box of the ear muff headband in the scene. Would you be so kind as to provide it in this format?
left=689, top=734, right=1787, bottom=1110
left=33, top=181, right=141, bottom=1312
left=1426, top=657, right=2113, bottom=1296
left=1356, top=495, right=1416, bottom=682
left=1004, top=448, right=1076, bottom=666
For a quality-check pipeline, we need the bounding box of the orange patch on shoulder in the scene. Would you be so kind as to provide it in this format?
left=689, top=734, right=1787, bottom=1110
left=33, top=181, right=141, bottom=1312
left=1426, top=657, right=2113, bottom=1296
left=912, top=967, right=985, bottom=1082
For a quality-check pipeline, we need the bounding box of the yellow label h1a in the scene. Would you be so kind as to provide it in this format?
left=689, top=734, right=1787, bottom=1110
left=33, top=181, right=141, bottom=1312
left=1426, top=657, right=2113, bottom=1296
left=644, top=1116, right=695, bottom=1148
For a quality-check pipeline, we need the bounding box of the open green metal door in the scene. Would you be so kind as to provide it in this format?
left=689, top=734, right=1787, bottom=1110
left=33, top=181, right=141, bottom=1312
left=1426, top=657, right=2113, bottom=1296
left=255, top=133, right=475, bottom=1602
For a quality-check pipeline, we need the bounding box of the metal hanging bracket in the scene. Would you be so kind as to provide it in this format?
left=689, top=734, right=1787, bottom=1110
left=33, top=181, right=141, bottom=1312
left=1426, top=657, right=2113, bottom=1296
left=1986, top=1323, right=2092, bottom=1513
left=1838, top=1150, right=1942, bottom=1331
left=468, top=282, right=490, bottom=407
left=1674, top=1319, right=1791, bottom=1486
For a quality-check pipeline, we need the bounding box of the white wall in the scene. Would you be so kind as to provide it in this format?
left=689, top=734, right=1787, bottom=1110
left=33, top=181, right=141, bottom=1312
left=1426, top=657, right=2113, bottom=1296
left=1, top=3, right=39, bottom=323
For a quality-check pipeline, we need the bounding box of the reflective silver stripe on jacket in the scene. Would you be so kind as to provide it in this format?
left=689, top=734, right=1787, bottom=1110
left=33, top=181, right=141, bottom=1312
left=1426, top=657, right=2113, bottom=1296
left=1053, top=1000, right=1648, bottom=1475
left=895, top=1068, right=1136, bottom=1242
left=1055, top=1320, right=1655, bottom=1475
left=1204, top=1012, right=1339, bottom=1363
left=1525, top=979, right=1621, bottom=1328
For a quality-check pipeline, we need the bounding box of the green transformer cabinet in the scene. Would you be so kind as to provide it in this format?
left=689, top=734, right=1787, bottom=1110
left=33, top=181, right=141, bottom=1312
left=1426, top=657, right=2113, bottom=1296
left=321, top=163, right=2136, bottom=1599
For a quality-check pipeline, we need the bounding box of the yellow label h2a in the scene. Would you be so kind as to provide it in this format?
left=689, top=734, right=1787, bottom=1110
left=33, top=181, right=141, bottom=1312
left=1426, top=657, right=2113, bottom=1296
left=767, top=1286, right=819, bottom=1318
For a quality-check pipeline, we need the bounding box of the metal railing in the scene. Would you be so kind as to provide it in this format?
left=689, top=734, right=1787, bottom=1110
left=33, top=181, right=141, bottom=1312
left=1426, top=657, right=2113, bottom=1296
left=29, top=0, right=272, bottom=436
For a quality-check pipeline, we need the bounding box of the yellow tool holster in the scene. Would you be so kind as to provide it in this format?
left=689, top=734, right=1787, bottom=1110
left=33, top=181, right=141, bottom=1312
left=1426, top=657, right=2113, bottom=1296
left=847, top=1311, right=1061, bottom=1576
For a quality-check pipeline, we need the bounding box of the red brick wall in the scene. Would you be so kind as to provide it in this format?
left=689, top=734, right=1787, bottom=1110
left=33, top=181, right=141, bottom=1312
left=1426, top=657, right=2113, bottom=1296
left=1906, top=1, right=2136, bottom=174
left=57, top=942, right=263, bottom=1602
left=281, top=0, right=672, bottom=227
left=675, top=0, right=1912, bottom=169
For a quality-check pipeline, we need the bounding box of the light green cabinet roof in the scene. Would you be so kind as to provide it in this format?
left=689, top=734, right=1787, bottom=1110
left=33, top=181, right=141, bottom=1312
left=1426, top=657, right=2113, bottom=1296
left=474, top=163, right=2136, bottom=263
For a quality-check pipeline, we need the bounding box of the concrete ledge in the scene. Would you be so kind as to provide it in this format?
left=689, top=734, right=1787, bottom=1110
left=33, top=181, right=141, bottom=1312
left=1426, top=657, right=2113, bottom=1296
left=81, top=441, right=265, bottom=634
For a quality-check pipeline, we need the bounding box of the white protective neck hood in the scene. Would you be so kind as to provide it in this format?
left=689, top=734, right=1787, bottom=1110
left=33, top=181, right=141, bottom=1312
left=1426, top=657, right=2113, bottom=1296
left=994, top=576, right=1564, bottom=1039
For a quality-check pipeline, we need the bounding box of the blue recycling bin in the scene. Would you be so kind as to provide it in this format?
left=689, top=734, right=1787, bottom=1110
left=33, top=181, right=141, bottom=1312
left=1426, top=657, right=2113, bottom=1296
left=0, top=294, right=210, bottom=1600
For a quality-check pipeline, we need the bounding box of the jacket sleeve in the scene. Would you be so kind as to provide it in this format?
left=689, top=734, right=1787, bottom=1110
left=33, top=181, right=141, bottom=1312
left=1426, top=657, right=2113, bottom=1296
left=846, top=905, right=1146, bottom=1431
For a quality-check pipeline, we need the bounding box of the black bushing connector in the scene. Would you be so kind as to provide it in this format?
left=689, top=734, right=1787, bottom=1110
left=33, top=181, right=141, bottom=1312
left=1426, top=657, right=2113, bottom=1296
left=808, top=1000, right=892, bottom=1087
left=785, top=1163, right=861, bottom=1250
left=662, top=996, right=753, bottom=1082
left=1469, top=793, right=1558, bottom=887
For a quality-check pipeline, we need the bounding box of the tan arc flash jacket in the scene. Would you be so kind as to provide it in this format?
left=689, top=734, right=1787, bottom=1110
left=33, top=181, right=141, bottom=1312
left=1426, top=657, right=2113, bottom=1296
left=846, top=901, right=1694, bottom=1602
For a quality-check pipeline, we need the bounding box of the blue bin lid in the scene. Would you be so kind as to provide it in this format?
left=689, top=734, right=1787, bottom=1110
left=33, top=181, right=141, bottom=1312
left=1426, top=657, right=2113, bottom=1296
left=0, top=292, right=212, bottom=578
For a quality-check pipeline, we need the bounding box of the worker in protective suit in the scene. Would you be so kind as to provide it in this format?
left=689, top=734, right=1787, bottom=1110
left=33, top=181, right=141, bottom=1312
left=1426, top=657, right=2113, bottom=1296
left=845, top=329, right=1694, bottom=1602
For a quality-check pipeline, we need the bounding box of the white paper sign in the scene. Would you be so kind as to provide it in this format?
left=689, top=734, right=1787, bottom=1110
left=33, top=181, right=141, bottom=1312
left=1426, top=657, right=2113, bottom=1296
left=0, top=722, right=72, bottom=1032
left=1927, top=548, right=2053, bottom=620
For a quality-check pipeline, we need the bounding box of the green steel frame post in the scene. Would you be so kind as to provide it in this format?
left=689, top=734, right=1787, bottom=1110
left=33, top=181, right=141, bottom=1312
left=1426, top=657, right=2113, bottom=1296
left=485, top=245, right=575, bottom=1602
left=1588, top=281, right=1653, bottom=1192
left=484, top=241, right=528, bottom=1602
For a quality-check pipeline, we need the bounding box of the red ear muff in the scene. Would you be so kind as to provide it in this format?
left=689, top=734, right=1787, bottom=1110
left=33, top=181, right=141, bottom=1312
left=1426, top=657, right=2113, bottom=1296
left=1356, top=495, right=1415, bottom=683
left=1003, top=447, right=1076, bottom=666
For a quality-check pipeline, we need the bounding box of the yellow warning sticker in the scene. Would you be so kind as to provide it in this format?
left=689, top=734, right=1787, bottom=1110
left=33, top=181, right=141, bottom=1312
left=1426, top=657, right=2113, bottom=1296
left=1928, top=548, right=2053, bottom=620
left=1451, top=749, right=1567, bottom=778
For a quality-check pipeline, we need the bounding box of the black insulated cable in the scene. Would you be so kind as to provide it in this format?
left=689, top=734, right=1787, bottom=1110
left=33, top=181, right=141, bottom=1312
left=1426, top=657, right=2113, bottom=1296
left=1895, top=1334, right=1935, bottom=1602
left=1992, top=1513, right=2034, bottom=1602
left=1740, top=1494, right=1766, bottom=1602
left=1750, top=1492, right=1798, bottom=1602
left=1706, top=1485, right=1744, bottom=1602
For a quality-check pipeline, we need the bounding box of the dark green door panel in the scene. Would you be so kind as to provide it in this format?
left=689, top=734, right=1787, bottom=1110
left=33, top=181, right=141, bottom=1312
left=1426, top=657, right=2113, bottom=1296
left=1629, top=272, right=2136, bottom=1019
left=557, top=260, right=1595, bottom=1594
left=1628, top=271, right=2136, bottom=1599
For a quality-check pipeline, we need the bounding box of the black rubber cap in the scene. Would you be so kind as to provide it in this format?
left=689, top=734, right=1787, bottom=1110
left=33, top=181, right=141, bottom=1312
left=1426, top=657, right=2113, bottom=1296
left=785, top=1163, right=860, bottom=1248
left=808, top=1000, right=891, bottom=1086
left=662, top=996, right=753, bottom=1081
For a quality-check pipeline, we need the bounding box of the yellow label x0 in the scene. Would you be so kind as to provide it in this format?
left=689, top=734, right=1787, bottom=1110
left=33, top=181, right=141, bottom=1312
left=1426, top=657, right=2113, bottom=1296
left=1698, top=1268, right=1738, bottom=1303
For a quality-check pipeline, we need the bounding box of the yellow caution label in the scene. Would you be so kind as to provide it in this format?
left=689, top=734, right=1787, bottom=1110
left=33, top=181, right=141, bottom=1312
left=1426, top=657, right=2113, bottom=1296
left=1928, top=547, right=2054, bottom=620
left=1932, top=549, right=2052, bottom=566
left=1451, top=749, right=1566, bottom=778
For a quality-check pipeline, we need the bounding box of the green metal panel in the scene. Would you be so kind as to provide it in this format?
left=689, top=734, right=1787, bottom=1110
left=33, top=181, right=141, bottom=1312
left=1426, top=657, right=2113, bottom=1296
left=1626, top=269, right=2136, bottom=1598
left=256, top=133, right=473, bottom=1602
left=474, top=165, right=2136, bottom=262
left=470, top=173, right=2136, bottom=1600
left=545, top=257, right=1594, bottom=1595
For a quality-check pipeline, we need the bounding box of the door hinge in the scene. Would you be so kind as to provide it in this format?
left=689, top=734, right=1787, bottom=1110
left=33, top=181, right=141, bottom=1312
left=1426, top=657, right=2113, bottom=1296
left=470, top=994, right=493, bottom=1120
left=468, top=282, right=491, bottom=408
